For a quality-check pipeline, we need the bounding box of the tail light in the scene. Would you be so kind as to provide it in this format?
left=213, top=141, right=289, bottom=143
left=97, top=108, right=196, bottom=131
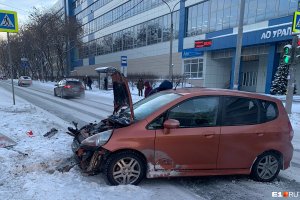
left=64, top=85, right=72, bottom=89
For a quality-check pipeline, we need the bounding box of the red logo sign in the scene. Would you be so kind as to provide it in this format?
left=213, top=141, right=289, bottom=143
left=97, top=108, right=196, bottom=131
left=195, top=40, right=212, bottom=48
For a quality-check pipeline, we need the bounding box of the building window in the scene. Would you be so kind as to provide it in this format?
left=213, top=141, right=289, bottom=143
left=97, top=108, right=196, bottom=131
left=186, top=0, right=297, bottom=38
left=78, top=11, right=179, bottom=59
left=184, top=58, right=203, bottom=79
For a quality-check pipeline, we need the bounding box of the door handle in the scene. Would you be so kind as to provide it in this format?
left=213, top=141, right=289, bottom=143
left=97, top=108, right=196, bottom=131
left=256, top=133, right=264, bottom=137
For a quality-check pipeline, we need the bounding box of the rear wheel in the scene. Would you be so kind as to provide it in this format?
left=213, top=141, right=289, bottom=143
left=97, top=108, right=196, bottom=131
left=60, top=90, right=64, bottom=98
left=103, top=151, right=146, bottom=185
left=251, top=152, right=280, bottom=182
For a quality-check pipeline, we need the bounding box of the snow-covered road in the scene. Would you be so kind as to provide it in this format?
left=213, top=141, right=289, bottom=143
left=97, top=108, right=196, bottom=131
left=0, top=80, right=114, bottom=126
left=0, top=80, right=300, bottom=200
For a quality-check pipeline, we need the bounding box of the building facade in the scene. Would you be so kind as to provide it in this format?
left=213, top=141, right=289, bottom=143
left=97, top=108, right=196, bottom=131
left=65, top=0, right=299, bottom=94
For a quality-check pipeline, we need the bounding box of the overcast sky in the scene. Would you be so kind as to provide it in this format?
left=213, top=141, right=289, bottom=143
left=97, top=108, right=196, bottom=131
left=0, top=0, right=57, bottom=39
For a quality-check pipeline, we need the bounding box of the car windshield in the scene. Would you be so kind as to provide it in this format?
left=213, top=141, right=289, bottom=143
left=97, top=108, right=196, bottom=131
left=123, top=92, right=182, bottom=121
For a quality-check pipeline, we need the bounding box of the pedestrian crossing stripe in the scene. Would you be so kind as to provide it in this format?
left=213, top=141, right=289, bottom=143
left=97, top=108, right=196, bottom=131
left=0, top=10, right=18, bottom=33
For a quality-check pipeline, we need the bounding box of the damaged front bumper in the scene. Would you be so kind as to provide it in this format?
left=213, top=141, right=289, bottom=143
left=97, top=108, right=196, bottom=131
left=71, top=138, right=110, bottom=174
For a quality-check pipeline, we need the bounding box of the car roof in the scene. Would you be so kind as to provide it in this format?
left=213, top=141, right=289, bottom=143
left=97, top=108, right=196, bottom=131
left=169, top=88, right=281, bottom=103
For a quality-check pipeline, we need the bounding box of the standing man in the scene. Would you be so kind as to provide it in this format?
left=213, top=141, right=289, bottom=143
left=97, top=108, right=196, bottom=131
left=104, top=76, right=108, bottom=90
left=87, top=76, right=93, bottom=90
left=137, top=78, right=144, bottom=96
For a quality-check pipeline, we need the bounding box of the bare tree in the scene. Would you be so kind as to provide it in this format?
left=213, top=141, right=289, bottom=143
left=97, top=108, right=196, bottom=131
left=0, top=8, right=82, bottom=81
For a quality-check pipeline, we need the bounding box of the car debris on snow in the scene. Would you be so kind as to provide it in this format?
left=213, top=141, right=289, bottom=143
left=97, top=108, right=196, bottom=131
left=43, top=128, right=58, bottom=138
left=55, top=156, right=78, bottom=173
left=0, top=133, right=17, bottom=148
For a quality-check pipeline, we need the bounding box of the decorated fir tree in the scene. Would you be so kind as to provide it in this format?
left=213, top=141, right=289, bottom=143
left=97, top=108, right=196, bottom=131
left=270, top=62, right=290, bottom=95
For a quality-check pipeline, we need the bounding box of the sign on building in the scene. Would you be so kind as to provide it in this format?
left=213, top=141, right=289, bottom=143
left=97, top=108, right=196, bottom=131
left=0, top=10, right=18, bottom=33
left=194, top=40, right=212, bottom=48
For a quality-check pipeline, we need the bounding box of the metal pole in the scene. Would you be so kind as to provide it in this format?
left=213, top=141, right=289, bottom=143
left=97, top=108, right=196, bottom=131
left=285, top=35, right=298, bottom=114
left=169, top=11, right=174, bottom=81
left=41, top=59, right=44, bottom=82
left=7, top=32, right=15, bottom=105
left=233, top=0, right=246, bottom=90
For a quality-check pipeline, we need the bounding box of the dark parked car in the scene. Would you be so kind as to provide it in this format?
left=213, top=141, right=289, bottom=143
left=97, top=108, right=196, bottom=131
left=54, top=79, right=85, bottom=98
left=68, top=67, right=293, bottom=186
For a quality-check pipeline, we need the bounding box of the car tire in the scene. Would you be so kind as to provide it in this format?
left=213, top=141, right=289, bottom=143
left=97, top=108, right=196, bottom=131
left=54, top=90, right=57, bottom=97
left=251, top=152, right=280, bottom=182
left=103, top=151, right=146, bottom=186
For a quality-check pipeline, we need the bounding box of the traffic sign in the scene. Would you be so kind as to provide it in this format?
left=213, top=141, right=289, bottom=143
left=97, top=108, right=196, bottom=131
left=0, top=10, right=18, bottom=33
left=121, top=56, right=127, bottom=67
left=21, top=58, right=29, bottom=68
left=292, top=11, right=300, bottom=33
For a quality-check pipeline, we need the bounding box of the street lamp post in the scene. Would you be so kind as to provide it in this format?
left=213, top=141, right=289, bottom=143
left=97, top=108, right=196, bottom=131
left=162, top=0, right=182, bottom=81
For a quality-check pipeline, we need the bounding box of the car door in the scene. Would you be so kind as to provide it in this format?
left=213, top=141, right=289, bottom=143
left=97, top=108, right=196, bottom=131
left=154, top=96, right=221, bottom=170
left=217, top=96, right=261, bottom=169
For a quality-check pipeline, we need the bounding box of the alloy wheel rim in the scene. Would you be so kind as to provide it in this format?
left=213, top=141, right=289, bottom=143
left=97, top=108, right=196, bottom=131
left=256, top=155, right=279, bottom=180
left=112, top=157, right=141, bottom=185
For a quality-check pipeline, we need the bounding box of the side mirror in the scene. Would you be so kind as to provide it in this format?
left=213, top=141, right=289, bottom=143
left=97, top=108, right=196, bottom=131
left=54, top=84, right=58, bottom=87
left=163, top=119, right=180, bottom=135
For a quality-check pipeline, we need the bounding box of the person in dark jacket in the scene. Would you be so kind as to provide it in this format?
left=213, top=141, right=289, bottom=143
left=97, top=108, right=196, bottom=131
left=104, top=76, right=108, bottom=90
left=137, top=78, right=144, bottom=96
left=144, top=81, right=153, bottom=98
left=87, top=76, right=93, bottom=90
left=148, top=80, right=173, bottom=96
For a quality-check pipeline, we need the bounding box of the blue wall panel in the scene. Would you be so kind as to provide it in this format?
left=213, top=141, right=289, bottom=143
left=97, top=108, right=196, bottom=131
left=89, top=57, right=95, bottom=65
left=269, top=16, right=293, bottom=26
left=205, top=28, right=233, bottom=39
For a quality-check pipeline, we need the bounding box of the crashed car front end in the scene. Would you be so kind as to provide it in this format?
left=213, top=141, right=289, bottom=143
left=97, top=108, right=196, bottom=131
left=69, top=115, right=131, bottom=174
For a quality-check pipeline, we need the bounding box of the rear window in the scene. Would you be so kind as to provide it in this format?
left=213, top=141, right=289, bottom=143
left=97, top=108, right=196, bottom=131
left=258, top=100, right=278, bottom=123
left=21, top=76, right=30, bottom=79
left=67, top=81, right=82, bottom=86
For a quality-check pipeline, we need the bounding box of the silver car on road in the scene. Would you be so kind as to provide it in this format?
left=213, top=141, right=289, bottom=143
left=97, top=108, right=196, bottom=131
left=54, top=79, right=85, bottom=98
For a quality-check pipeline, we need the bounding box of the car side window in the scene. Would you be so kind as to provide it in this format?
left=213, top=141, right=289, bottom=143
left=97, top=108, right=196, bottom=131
left=259, top=100, right=278, bottom=123
left=167, top=97, right=219, bottom=128
left=222, top=96, right=259, bottom=126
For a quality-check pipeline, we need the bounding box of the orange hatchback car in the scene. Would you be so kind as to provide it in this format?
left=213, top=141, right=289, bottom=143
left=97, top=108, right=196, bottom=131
left=69, top=67, right=293, bottom=185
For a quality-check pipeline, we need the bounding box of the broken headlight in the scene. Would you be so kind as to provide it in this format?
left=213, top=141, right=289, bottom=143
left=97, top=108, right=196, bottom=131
left=81, top=130, right=113, bottom=147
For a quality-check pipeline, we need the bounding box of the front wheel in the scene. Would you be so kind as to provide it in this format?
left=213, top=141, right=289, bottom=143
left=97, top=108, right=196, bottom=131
left=251, top=152, right=280, bottom=182
left=103, top=151, right=146, bottom=185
